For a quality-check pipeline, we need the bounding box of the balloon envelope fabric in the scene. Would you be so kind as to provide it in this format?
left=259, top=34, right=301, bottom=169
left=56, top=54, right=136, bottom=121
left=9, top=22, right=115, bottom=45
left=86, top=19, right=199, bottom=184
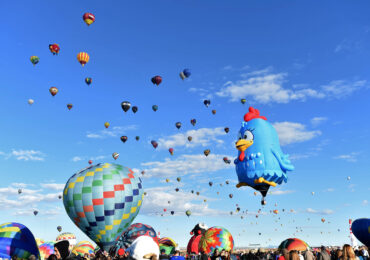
left=159, top=237, right=177, bottom=255
left=55, top=232, right=76, bottom=250
left=72, top=241, right=95, bottom=256
left=39, top=241, right=55, bottom=260
left=0, top=222, right=40, bottom=259
left=352, top=218, right=370, bottom=247
left=63, top=163, right=144, bottom=251
left=278, top=238, right=310, bottom=251
left=113, top=223, right=158, bottom=252
left=199, top=226, right=234, bottom=254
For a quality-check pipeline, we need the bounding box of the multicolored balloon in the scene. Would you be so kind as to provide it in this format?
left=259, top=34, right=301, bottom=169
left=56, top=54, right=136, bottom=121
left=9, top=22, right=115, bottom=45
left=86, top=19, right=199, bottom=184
left=199, top=226, right=234, bottom=254
left=159, top=237, right=177, bottom=255
left=112, top=223, right=158, bottom=253
left=30, top=56, right=39, bottom=65
left=121, top=101, right=131, bottom=112
left=63, top=163, right=144, bottom=251
left=85, top=77, right=92, bottom=85
left=49, top=44, right=60, bottom=55
left=278, top=238, right=310, bottom=251
left=39, top=241, right=55, bottom=259
left=112, top=152, right=119, bottom=160
left=67, top=103, right=73, bottom=110
left=72, top=241, right=95, bottom=256
left=77, top=52, right=90, bottom=66
left=0, top=222, right=40, bottom=259
left=83, top=13, right=95, bottom=26
left=36, top=238, right=45, bottom=247
left=49, top=87, right=58, bottom=96
left=180, top=69, right=191, bottom=80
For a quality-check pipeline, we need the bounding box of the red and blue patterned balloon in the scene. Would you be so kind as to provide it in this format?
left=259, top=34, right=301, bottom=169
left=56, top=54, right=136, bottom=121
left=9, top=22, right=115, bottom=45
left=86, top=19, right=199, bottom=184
left=199, top=226, right=234, bottom=254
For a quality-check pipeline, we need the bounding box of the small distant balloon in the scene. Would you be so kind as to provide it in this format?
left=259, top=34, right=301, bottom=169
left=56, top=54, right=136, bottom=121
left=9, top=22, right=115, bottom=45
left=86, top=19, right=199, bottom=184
left=49, top=44, right=60, bottom=55
left=88, top=160, right=93, bottom=165
left=224, top=127, right=229, bottom=133
left=152, top=105, right=158, bottom=112
left=180, top=69, right=191, bottom=80
left=33, top=210, right=38, bottom=216
left=77, top=52, right=89, bottom=66
left=190, top=119, right=196, bottom=126
left=132, top=106, right=138, bottom=113
left=347, top=176, right=351, bottom=180
left=169, top=148, right=174, bottom=155
left=67, top=103, right=73, bottom=110
left=151, top=140, right=158, bottom=149
left=49, top=87, right=58, bottom=96
left=175, top=122, right=182, bottom=129
left=85, top=77, right=92, bottom=85
left=212, top=110, right=216, bottom=115
left=175, top=188, right=179, bottom=192
left=28, top=99, right=34, bottom=105
left=83, top=12, right=95, bottom=26
left=203, top=100, right=211, bottom=107
left=241, top=99, right=246, bottom=104
left=104, top=122, right=110, bottom=128
left=135, top=136, right=140, bottom=141
left=120, top=136, right=128, bottom=143
left=229, top=194, right=233, bottom=199
left=204, top=149, right=210, bottom=156
left=176, top=177, right=181, bottom=182
left=18, top=189, right=22, bottom=194
left=188, top=136, right=192, bottom=142
left=112, top=152, right=119, bottom=160
left=151, top=76, right=162, bottom=86
left=209, top=181, right=213, bottom=187
left=57, top=226, right=62, bottom=232
left=185, top=210, right=191, bottom=217
left=121, top=101, right=131, bottom=112
left=30, top=56, right=39, bottom=65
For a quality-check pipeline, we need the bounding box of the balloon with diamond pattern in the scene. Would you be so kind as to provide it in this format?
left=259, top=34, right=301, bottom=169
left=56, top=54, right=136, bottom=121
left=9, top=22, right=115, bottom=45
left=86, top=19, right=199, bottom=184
left=199, top=226, right=234, bottom=254
left=63, top=163, right=144, bottom=251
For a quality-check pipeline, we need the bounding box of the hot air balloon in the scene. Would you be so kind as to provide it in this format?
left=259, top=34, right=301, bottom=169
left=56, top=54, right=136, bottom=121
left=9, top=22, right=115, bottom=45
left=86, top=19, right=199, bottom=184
left=132, top=106, right=138, bottom=113
left=159, top=237, right=177, bottom=255
left=212, top=110, right=216, bottom=115
left=191, top=190, right=194, bottom=194
left=190, top=119, right=196, bottom=126
left=175, top=188, right=179, bottom=192
left=229, top=194, right=233, bottom=199
left=151, top=76, right=162, bottom=86
left=241, top=99, right=246, bottom=104
left=88, top=160, right=93, bottom=165
left=72, top=241, right=95, bottom=256
left=39, top=242, right=55, bottom=259
left=85, top=77, right=92, bottom=85
left=278, top=238, right=310, bottom=251
left=63, top=163, right=144, bottom=251
left=77, top=52, right=89, bottom=66
left=112, top=152, right=119, bottom=160
left=179, top=69, right=191, bottom=80
left=166, top=179, right=169, bottom=183
left=204, top=149, right=210, bottom=156
left=209, top=182, right=213, bottom=187
left=163, top=208, right=167, bottom=212
left=196, top=192, right=200, bottom=196
left=176, top=177, right=181, bottom=182
left=18, top=189, right=22, bottom=194
left=188, top=136, right=192, bottom=142
left=186, top=210, right=191, bottom=217
left=136, top=136, right=140, bottom=141
left=273, top=210, right=279, bottom=214
left=224, top=127, right=229, bottom=133
left=56, top=232, right=77, bottom=251
left=141, top=171, right=145, bottom=175
left=30, top=56, right=39, bottom=65
left=175, top=122, right=181, bottom=129
left=199, top=227, right=234, bottom=254
left=171, top=211, right=174, bottom=215
left=347, top=176, right=351, bottom=180
left=152, top=105, right=158, bottom=112
left=28, top=99, right=34, bottom=105
left=121, top=101, right=131, bottom=112
left=151, top=140, right=158, bottom=149
left=321, top=218, right=325, bottom=223
left=83, top=13, right=95, bottom=26
left=67, top=103, right=73, bottom=110
left=203, top=100, right=211, bottom=107
left=169, top=148, right=174, bottom=155
left=49, top=87, right=58, bottom=96
left=311, top=192, right=315, bottom=195
left=111, top=223, right=158, bottom=254
left=226, top=181, right=229, bottom=185
left=104, top=122, right=110, bottom=128
left=57, top=226, right=62, bottom=232
left=33, top=210, right=38, bottom=216
left=58, top=195, right=62, bottom=199
left=0, top=222, right=40, bottom=259
left=223, top=157, right=231, bottom=164
left=351, top=218, right=370, bottom=247
left=121, top=136, right=128, bottom=143
left=49, top=44, right=60, bottom=55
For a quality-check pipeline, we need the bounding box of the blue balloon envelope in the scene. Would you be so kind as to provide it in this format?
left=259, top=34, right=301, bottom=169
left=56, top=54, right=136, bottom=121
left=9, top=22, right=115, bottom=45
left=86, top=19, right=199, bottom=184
left=0, top=222, right=40, bottom=259
left=352, top=218, right=370, bottom=247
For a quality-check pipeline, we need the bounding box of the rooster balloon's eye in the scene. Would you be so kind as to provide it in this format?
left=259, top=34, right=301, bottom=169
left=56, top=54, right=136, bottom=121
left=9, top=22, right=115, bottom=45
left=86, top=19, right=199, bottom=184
left=237, top=132, right=242, bottom=140
left=243, top=130, right=254, bottom=140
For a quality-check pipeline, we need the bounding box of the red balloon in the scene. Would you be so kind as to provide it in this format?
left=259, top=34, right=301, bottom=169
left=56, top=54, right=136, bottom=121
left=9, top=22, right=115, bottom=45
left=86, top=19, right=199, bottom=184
left=88, top=160, right=93, bottom=165
left=151, top=76, right=162, bottom=86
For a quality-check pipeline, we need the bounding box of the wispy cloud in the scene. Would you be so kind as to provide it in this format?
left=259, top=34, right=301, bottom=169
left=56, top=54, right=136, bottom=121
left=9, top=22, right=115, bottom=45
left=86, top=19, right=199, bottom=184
left=86, top=125, right=138, bottom=139
left=157, top=127, right=227, bottom=150
left=71, top=155, right=106, bottom=162
left=216, top=68, right=368, bottom=104
left=269, top=189, right=296, bottom=195
left=40, top=183, right=65, bottom=190
left=311, top=117, right=328, bottom=127
left=141, top=154, right=233, bottom=178
left=324, top=188, right=335, bottom=192
left=306, top=208, right=334, bottom=215
left=0, top=149, right=46, bottom=161
left=363, top=200, right=368, bottom=206
left=333, top=152, right=359, bottom=162
left=273, top=122, right=321, bottom=146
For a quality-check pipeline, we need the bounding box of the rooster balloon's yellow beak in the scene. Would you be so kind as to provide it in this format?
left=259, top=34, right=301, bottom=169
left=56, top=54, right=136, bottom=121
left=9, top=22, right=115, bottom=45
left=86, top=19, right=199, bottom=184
left=235, top=139, right=253, bottom=151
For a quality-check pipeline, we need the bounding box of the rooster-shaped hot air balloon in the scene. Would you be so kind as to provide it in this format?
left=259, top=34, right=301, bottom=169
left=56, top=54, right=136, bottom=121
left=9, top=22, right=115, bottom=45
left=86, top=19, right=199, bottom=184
left=187, top=223, right=208, bottom=254
left=234, top=107, right=294, bottom=205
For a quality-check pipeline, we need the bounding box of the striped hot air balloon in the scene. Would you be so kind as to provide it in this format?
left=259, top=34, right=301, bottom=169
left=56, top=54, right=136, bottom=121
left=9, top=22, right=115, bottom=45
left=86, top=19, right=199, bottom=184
left=72, top=241, right=95, bottom=256
left=278, top=238, right=310, bottom=251
left=77, top=52, right=90, bottom=66
left=158, top=237, right=177, bottom=255
left=39, top=242, right=55, bottom=260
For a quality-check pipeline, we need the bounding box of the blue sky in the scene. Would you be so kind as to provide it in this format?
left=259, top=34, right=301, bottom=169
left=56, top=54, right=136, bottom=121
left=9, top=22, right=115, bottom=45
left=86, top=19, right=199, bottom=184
left=0, top=0, right=369, bottom=248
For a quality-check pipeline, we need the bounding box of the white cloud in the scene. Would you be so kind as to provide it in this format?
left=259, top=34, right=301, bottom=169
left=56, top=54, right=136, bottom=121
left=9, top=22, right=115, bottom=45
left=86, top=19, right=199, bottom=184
left=86, top=125, right=137, bottom=139
left=311, top=117, right=328, bottom=127
left=216, top=68, right=368, bottom=104
left=269, top=189, right=296, bottom=195
left=40, top=183, right=65, bottom=190
left=333, top=152, right=358, bottom=162
left=72, top=156, right=83, bottom=162
left=71, top=155, right=106, bottom=162
left=141, top=154, right=233, bottom=178
left=363, top=200, right=368, bottom=205
left=141, top=186, right=224, bottom=216
left=0, top=149, right=45, bottom=161
left=324, top=188, right=335, bottom=192
left=306, top=208, right=334, bottom=215
left=273, top=122, right=321, bottom=146
left=157, top=127, right=226, bottom=150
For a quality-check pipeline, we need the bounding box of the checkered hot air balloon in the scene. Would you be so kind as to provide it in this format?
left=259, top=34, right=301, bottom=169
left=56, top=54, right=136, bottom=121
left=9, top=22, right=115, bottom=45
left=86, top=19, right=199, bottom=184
left=199, top=226, right=234, bottom=254
left=77, top=52, right=90, bottom=66
left=0, top=222, right=40, bottom=259
left=63, top=163, right=144, bottom=252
